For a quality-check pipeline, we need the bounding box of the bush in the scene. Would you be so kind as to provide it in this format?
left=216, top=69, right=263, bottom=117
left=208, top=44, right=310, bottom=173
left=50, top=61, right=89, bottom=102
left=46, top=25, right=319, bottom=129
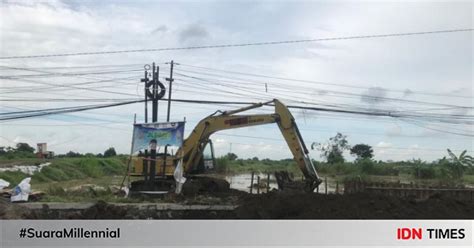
left=104, top=147, right=117, bottom=157
left=0, top=171, right=27, bottom=185
left=372, top=164, right=399, bottom=176
left=215, top=157, right=229, bottom=173
left=413, top=165, right=436, bottom=179
left=357, top=158, right=375, bottom=174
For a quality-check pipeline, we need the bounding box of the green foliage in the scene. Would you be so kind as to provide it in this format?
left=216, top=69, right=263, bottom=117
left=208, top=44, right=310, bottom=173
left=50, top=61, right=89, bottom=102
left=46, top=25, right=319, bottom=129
left=0, top=143, right=36, bottom=159
left=447, top=149, right=473, bottom=167
left=313, top=132, right=350, bottom=164
left=215, top=156, right=229, bottom=173
left=225, top=152, right=238, bottom=161
left=437, top=149, right=474, bottom=180
left=0, top=171, right=27, bottom=185
left=350, top=144, right=374, bottom=160
left=320, top=162, right=358, bottom=175
left=357, top=158, right=375, bottom=174
left=414, top=166, right=436, bottom=179
left=0, top=157, right=126, bottom=186
left=371, top=163, right=399, bottom=176
left=224, top=158, right=300, bottom=174
left=16, top=143, right=35, bottom=153
left=327, top=150, right=344, bottom=164
left=104, top=147, right=117, bottom=157
left=65, top=151, right=82, bottom=157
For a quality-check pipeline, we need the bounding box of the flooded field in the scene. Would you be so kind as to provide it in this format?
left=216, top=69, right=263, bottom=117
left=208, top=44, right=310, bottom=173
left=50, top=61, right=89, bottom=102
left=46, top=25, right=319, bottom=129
left=225, top=173, right=340, bottom=194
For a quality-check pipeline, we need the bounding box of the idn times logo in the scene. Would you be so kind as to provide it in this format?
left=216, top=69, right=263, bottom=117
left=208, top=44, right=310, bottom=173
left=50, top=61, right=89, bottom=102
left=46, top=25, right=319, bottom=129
left=397, top=228, right=465, bottom=240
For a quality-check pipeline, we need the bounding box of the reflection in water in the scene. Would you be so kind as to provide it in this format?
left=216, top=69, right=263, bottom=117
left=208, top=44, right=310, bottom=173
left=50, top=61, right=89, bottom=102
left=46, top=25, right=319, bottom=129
left=225, top=173, right=341, bottom=194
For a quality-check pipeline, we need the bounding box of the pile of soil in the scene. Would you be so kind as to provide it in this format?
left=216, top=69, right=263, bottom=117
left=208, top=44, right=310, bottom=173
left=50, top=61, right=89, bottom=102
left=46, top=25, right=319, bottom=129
left=234, top=192, right=474, bottom=219
left=13, top=191, right=474, bottom=219
left=0, top=198, right=31, bottom=219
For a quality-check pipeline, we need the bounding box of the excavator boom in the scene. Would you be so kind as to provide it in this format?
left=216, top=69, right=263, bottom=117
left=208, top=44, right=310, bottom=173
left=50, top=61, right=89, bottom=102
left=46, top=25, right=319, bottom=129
left=179, top=99, right=321, bottom=191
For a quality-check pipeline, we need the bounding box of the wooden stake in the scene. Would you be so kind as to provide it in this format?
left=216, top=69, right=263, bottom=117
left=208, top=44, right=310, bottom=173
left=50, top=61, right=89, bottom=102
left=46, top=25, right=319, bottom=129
left=325, top=176, right=328, bottom=195
left=250, top=172, right=254, bottom=194
left=266, top=173, right=270, bottom=193
left=257, top=176, right=260, bottom=194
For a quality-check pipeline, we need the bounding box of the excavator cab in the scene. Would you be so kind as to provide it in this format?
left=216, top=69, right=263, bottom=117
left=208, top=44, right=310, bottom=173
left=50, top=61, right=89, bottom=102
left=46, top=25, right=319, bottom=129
left=193, top=140, right=217, bottom=173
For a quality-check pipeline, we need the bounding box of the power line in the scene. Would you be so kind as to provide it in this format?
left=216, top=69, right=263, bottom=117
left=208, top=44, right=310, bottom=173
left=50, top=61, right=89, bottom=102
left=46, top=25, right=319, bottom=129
left=175, top=65, right=474, bottom=100
left=1, top=29, right=471, bottom=59
left=0, top=63, right=144, bottom=71
left=1, top=77, right=140, bottom=97
left=174, top=72, right=474, bottom=122
left=0, top=67, right=142, bottom=79
left=1, top=98, right=472, bottom=137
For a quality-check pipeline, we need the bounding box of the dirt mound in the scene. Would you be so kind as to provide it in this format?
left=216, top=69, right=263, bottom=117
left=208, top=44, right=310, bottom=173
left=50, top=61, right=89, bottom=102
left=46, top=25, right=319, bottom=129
left=81, top=201, right=129, bottom=219
left=234, top=192, right=474, bottom=219
left=182, top=177, right=231, bottom=196
left=0, top=198, right=31, bottom=219
left=14, top=190, right=474, bottom=219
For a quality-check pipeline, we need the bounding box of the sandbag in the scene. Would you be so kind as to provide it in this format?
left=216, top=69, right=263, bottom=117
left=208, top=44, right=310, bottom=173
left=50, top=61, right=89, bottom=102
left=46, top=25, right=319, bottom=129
left=11, top=177, right=31, bottom=202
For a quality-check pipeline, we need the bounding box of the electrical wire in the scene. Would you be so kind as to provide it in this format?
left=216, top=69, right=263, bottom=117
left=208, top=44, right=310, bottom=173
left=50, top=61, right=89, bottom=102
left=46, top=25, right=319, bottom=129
left=1, top=29, right=471, bottom=59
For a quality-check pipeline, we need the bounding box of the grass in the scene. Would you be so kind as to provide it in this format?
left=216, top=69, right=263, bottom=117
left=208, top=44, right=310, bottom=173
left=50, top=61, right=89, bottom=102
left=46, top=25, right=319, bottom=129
left=0, top=157, right=47, bottom=167
left=1, top=156, right=473, bottom=202
left=0, top=157, right=127, bottom=187
left=0, top=157, right=133, bottom=202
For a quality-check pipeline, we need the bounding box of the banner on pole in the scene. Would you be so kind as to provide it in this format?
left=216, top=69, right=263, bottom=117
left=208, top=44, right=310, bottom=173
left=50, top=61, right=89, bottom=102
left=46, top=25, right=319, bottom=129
left=131, top=122, right=185, bottom=153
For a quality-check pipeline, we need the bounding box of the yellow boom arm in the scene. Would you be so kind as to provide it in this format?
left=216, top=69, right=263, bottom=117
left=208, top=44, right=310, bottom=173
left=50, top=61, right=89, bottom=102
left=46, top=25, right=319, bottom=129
left=179, top=99, right=321, bottom=189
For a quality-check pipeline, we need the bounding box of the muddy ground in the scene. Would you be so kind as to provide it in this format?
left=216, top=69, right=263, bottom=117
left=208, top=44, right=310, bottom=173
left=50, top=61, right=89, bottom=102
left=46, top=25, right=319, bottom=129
left=2, top=191, right=473, bottom=219
left=234, top=191, right=474, bottom=219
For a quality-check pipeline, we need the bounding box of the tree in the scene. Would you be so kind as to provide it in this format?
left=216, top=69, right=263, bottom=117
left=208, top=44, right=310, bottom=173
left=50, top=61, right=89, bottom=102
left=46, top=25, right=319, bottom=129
left=447, top=149, right=473, bottom=167
left=66, top=151, right=82, bottom=157
left=104, top=147, right=117, bottom=157
left=442, top=149, right=473, bottom=179
left=312, top=133, right=350, bottom=164
left=226, top=152, right=238, bottom=161
left=350, top=144, right=373, bottom=160
left=327, top=150, right=344, bottom=164
left=16, top=143, right=34, bottom=153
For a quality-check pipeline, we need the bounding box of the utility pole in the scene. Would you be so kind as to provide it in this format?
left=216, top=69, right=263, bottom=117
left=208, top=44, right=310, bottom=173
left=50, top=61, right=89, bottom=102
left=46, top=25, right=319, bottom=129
left=152, top=63, right=159, bottom=122
left=141, top=66, right=150, bottom=123
left=165, top=60, right=174, bottom=122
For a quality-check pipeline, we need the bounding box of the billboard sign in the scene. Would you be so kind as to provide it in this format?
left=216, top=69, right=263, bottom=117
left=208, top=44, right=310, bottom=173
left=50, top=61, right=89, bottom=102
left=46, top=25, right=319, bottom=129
left=131, top=122, right=185, bottom=153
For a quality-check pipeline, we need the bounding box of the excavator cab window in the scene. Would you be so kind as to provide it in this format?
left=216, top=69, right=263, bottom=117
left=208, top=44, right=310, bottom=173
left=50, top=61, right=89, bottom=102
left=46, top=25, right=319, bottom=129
left=202, top=140, right=216, bottom=170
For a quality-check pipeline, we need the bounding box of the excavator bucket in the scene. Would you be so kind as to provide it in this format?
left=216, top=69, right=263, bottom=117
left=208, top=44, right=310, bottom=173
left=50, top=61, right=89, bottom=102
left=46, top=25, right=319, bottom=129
left=274, top=171, right=319, bottom=192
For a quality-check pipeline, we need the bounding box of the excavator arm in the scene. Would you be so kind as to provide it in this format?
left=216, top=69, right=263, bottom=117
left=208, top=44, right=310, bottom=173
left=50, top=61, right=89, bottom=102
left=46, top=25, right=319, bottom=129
left=179, top=99, right=322, bottom=191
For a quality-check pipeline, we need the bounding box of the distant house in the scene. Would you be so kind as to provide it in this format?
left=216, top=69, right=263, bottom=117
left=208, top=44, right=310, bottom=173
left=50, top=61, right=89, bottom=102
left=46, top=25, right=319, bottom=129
left=36, top=143, right=54, bottom=159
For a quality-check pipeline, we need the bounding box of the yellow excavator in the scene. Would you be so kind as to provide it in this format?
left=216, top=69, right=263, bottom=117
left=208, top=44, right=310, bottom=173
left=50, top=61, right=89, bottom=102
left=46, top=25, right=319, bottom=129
left=129, top=99, right=321, bottom=194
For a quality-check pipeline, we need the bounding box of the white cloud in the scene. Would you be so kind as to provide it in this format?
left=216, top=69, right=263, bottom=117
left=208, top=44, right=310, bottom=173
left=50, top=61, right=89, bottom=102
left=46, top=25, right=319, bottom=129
left=0, top=1, right=471, bottom=161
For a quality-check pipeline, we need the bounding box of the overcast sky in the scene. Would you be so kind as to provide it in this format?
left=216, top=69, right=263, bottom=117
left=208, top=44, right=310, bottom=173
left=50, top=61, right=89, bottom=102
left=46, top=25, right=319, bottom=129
left=0, top=0, right=472, bottom=162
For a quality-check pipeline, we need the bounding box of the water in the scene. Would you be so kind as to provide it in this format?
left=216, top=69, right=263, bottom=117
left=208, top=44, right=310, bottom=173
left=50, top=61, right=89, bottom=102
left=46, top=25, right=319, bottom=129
left=225, top=173, right=341, bottom=194
left=226, top=173, right=278, bottom=194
